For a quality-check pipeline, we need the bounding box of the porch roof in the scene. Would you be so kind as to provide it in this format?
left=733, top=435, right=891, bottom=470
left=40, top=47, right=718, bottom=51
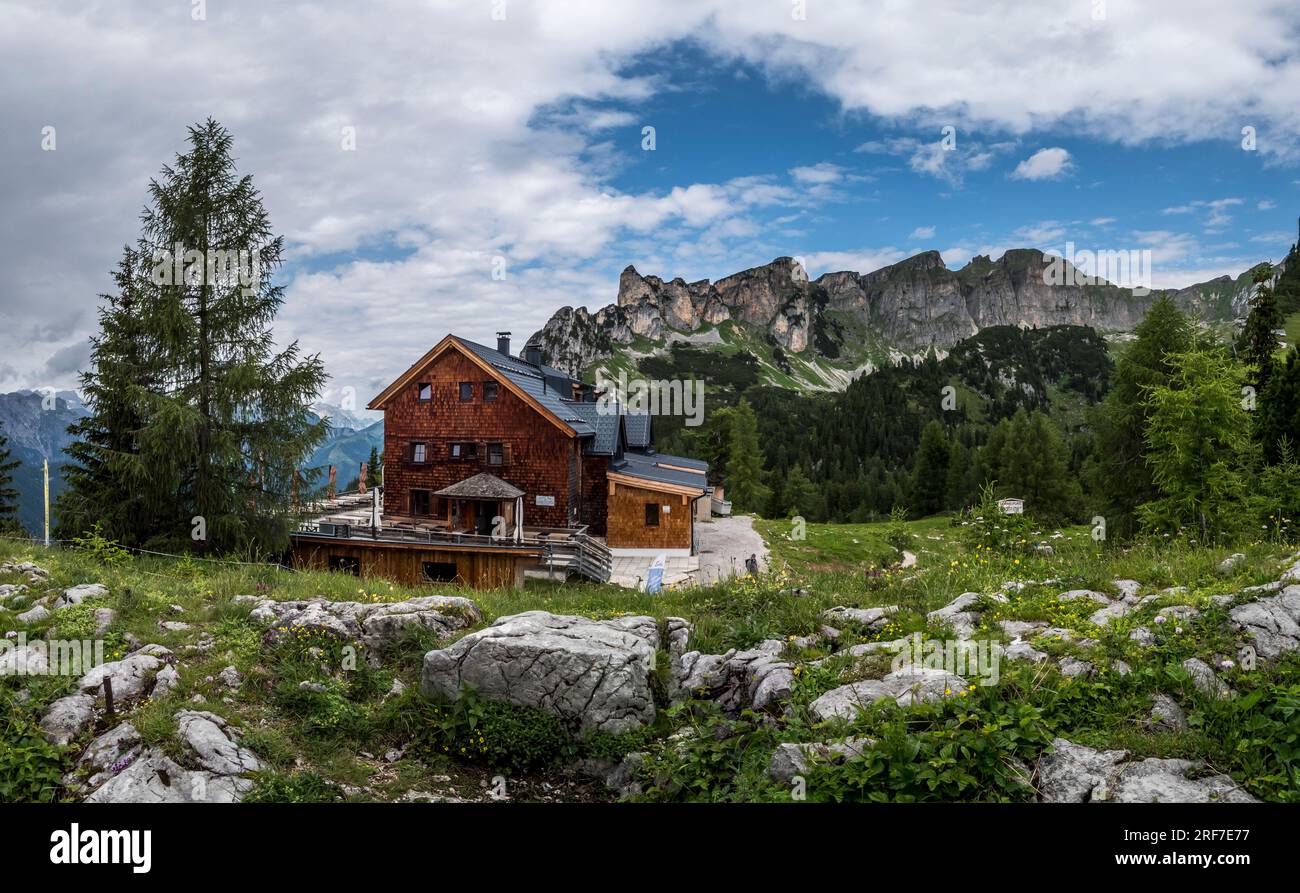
left=434, top=472, right=525, bottom=500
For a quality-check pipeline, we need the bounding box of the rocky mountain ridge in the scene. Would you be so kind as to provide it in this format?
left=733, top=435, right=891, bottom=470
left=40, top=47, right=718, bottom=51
left=526, top=250, right=1262, bottom=381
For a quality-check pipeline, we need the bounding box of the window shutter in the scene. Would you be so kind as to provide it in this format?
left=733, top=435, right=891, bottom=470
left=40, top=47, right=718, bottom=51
left=478, top=441, right=488, bottom=464
left=503, top=443, right=513, bottom=465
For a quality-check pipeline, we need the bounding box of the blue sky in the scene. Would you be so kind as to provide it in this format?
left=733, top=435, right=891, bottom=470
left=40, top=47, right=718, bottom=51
left=3, top=0, right=1299, bottom=401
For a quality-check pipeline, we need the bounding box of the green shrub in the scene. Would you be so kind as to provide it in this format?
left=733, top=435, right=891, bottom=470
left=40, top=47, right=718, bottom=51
left=884, top=505, right=914, bottom=554
left=0, top=694, right=67, bottom=803
left=635, top=701, right=775, bottom=802
left=377, top=686, right=571, bottom=773
left=71, top=522, right=132, bottom=566
left=244, top=770, right=343, bottom=803
left=805, top=692, right=1052, bottom=803
left=961, top=482, right=1038, bottom=555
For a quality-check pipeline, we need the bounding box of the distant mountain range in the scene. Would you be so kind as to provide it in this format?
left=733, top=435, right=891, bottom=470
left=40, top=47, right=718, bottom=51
left=526, top=248, right=1270, bottom=391
left=0, top=392, right=383, bottom=534
left=0, top=390, right=89, bottom=534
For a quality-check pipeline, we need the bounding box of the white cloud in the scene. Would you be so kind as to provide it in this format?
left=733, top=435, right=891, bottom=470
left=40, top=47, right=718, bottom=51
left=909, top=226, right=936, bottom=240
left=1258, top=199, right=1277, bottom=210
left=1010, top=147, right=1073, bottom=181
left=790, top=163, right=843, bottom=184
left=1162, top=198, right=1244, bottom=231
left=1014, top=221, right=1068, bottom=245
left=4, top=0, right=1300, bottom=390
left=1090, top=217, right=1117, bottom=226
left=855, top=136, right=1013, bottom=187
left=801, top=247, right=908, bottom=277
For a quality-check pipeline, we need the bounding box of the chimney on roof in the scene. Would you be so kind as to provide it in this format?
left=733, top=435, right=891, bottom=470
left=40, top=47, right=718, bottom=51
left=496, top=331, right=512, bottom=356
left=524, top=344, right=543, bottom=366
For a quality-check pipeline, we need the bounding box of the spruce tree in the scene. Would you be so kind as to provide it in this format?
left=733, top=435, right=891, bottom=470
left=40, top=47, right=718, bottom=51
left=723, top=399, right=771, bottom=514
left=982, top=409, right=1081, bottom=523
left=1258, top=346, right=1300, bottom=464
left=1237, top=263, right=1282, bottom=396
left=783, top=462, right=818, bottom=518
left=58, top=246, right=159, bottom=543
left=367, top=445, right=383, bottom=487
left=1082, top=297, right=1193, bottom=539
left=0, top=423, right=20, bottom=532
left=64, top=120, right=327, bottom=553
left=910, top=420, right=950, bottom=516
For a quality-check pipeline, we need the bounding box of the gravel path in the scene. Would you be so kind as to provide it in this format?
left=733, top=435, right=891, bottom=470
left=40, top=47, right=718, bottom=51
left=694, top=515, right=770, bottom=585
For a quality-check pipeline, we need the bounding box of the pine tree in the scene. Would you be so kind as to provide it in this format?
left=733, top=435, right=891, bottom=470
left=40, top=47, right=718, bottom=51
left=723, top=399, right=770, bottom=514
left=0, top=423, right=21, bottom=532
left=63, top=120, right=327, bottom=553
left=1257, top=346, right=1300, bottom=464
left=1138, top=347, right=1255, bottom=543
left=783, top=462, right=818, bottom=518
left=1237, top=263, right=1282, bottom=396
left=367, top=445, right=383, bottom=487
left=1082, top=297, right=1193, bottom=539
left=58, top=246, right=160, bottom=543
left=910, top=420, right=950, bottom=516
left=982, top=409, right=1081, bottom=523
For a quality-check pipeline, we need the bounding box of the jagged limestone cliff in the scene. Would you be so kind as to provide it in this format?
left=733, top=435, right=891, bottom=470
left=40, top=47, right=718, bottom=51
left=527, top=250, right=1263, bottom=387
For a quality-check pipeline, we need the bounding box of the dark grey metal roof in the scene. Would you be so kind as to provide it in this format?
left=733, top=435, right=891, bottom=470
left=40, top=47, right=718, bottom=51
left=434, top=472, right=525, bottom=500
left=565, top=402, right=622, bottom=455
left=612, top=450, right=708, bottom=491
left=457, top=338, right=596, bottom=437
left=624, top=412, right=651, bottom=448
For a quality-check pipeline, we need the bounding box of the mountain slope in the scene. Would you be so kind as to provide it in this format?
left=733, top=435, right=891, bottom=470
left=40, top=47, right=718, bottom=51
left=526, top=249, right=1264, bottom=391
left=0, top=391, right=89, bottom=533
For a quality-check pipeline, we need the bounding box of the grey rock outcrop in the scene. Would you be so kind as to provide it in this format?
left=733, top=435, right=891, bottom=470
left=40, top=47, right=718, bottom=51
left=1147, top=693, right=1188, bottom=732
left=421, top=611, right=661, bottom=737
left=768, top=737, right=873, bottom=784
left=1037, top=738, right=1256, bottom=803
left=84, top=712, right=259, bottom=804
left=1230, top=585, right=1300, bottom=659
left=675, top=639, right=794, bottom=714
left=821, top=605, right=898, bottom=632
left=1183, top=657, right=1234, bottom=700
left=239, top=594, right=481, bottom=655
left=927, top=592, right=1004, bottom=639
left=55, top=583, right=108, bottom=607
left=810, top=667, right=967, bottom=721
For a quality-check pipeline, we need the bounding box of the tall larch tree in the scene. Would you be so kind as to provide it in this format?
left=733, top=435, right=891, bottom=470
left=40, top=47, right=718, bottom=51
left=64, top=120, right=327, bottom=554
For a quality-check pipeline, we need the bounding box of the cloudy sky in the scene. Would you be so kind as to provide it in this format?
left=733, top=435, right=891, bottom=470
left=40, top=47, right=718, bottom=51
left=3, top=0, right=1299, bottom=405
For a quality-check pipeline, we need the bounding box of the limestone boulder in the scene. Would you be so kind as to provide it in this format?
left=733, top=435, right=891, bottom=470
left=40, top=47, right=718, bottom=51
left=810, top=667, right=966, bottom=722
left=421, top=611, right=661, bottom=737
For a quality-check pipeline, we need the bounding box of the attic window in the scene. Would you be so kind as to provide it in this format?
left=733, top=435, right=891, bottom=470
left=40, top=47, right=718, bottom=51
left=484, top=381, right=499, bottom=401
left=459, top=382, right=474, bottom=401
left=417, top=382, right=432, bottom=402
